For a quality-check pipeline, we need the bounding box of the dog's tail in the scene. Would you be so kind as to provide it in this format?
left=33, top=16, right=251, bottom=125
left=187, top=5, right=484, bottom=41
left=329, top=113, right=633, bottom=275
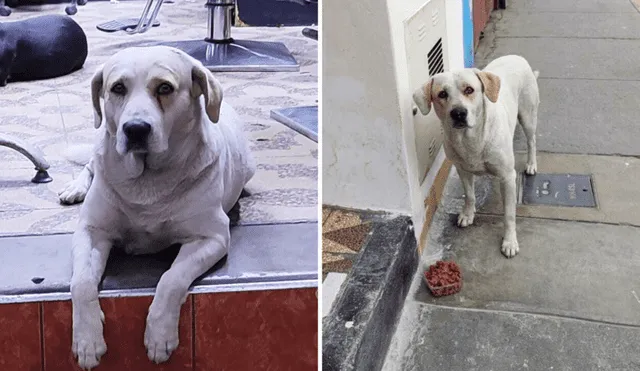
left=63, top=144, right=93, bottom=166
left=533, top=70, right=540, bottom=79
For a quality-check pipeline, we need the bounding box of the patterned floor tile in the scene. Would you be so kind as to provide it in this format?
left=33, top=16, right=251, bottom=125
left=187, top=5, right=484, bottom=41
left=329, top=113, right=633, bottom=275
left=321, top=251, right=355, bottom=277
left=321, top=208, right=372, bottom=277
left=322, top=207, right=333, bottom=225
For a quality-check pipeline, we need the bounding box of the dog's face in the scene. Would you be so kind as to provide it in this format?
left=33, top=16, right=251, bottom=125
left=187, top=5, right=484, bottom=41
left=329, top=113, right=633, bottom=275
left=412, top=69, right=501, bottom=130
left=91, top=46, right=223, bottom=156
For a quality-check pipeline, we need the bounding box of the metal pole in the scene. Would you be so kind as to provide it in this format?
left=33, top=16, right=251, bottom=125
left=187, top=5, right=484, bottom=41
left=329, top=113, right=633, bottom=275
left=206, top=0, right=234, bottom=43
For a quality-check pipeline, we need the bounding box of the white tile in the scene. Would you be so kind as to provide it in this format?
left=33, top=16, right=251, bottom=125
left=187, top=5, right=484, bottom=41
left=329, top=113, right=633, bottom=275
left=322, top=272, right=348, bottom=317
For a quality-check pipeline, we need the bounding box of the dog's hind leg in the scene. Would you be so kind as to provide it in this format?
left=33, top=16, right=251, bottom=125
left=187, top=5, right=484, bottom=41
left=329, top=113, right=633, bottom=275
left=457, top=168, right=476, bottom=227
left=59, top=158, right=95, bottom=204
left=519, top=108, right=538, bottom=175
left=519, top=70, right=540, bottom=176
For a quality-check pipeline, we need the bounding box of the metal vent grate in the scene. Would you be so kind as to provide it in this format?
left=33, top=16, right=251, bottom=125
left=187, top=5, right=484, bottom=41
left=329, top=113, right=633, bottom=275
left=427, top=38, right=444, bottom=76
left=521, top=173, right=597, bottom=208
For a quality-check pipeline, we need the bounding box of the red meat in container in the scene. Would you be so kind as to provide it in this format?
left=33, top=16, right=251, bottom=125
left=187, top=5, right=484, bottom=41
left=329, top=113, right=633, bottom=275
left=423, top=260, right=462, bottom=297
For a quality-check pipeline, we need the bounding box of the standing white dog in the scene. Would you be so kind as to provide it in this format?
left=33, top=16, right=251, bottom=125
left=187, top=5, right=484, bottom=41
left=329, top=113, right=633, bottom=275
left=413, top=55, right=539, bottom=258
left=58, top=46, right=255, bottom=369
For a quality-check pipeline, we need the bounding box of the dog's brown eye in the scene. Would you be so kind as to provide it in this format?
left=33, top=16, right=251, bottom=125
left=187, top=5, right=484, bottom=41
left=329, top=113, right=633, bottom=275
left=464, top=87, right=474, bottom=95
left=438, top=91, right=448, bottom=99
left=110, top=83, right=126, bottom=95
left=157, top=83, right=174, bottom=95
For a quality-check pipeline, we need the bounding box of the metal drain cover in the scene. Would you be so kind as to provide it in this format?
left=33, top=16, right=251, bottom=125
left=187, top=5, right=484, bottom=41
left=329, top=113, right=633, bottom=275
left=522, top=173, right=596, bottom=207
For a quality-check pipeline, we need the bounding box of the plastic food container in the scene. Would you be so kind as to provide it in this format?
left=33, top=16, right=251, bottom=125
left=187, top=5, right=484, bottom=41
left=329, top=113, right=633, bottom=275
left=423, top=260, right=462, bottom=297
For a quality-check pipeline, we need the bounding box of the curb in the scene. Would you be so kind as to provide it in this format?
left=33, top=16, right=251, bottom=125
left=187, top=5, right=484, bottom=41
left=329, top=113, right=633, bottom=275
left=322, top=216, right=418, bottom=371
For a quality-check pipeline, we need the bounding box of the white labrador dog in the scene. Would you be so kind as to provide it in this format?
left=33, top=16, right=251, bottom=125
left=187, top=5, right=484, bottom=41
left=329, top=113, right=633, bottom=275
left=413, top=55, right=539, bottom=258
left=58, top=46, right=255, bottom=369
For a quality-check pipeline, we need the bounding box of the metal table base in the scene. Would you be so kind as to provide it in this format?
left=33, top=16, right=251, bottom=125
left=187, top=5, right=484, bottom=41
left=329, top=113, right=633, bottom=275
left=148, top=39, right=299, bottom=72
left=270, top=105, right=318, bottom=142
left=97, top=0, right=300, bottom=72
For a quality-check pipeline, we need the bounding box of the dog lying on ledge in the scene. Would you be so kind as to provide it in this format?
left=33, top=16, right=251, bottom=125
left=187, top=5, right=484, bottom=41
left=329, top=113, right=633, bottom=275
left=0, top=14, right=87, bottom=85
left=58, top=46, right=256, bottom=369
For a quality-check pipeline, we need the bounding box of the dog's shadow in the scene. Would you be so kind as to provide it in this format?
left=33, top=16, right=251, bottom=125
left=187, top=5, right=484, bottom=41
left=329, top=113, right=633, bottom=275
left=227, top=188, right=251, bottom=227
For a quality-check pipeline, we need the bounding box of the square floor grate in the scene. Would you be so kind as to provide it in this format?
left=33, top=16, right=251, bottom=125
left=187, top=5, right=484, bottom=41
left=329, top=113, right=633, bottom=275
left=521, top=173, right=596, bottom=208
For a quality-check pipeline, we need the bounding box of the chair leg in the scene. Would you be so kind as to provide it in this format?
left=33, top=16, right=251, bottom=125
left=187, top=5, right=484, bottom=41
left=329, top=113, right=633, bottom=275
left=0, top=134, right=52, bottom=183
left=95, top=0, right=163, bottom=33
left=65, top=0, right=78, bottom=16
left=0, top=0, right=11, bottom=17
left=302, top=27, right=317, bottom=41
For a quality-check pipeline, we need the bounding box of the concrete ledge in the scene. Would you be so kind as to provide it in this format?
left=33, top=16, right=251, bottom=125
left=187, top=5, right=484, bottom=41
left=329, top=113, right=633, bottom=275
left=0, top=222, right=318, bottom=303
left=322, top=215, right=417, bottom=371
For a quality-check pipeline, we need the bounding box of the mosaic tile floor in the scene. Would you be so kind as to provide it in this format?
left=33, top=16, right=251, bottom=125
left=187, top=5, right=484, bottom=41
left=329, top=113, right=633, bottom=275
left=322, top=207, right=371, bottom=280
left=0, top=2, right=318, bottom=237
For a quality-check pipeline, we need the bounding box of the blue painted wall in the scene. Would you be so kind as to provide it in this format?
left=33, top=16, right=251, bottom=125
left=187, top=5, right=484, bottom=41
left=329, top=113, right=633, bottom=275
left=462, top=0, right=474, bottom=68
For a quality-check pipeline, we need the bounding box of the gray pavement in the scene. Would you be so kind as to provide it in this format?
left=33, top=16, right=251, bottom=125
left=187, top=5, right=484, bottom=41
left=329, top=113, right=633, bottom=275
left=418, top=212, right=640, bottom=326
left=476, top=1, right=640, bottom=156
left=385, top=303, right=640, bottom=371
left=383, top=1, right=640, bottom=369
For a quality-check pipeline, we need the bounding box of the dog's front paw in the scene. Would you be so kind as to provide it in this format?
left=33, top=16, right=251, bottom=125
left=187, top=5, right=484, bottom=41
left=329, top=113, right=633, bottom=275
left=145, top=313, right=179, bottom=364
left=59, top=180, right=89, bottom=205
left=525, top=162, right=537, bottom=176
left=501, top=237, right=520, bottom=258
left=457, top=211, right=475, bottom=228
left=72, top=312, right=106, bottom=370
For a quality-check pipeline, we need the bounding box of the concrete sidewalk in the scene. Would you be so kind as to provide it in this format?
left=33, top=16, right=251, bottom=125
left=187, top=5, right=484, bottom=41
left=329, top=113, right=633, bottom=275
left=383, top=0, right=640, bottom=369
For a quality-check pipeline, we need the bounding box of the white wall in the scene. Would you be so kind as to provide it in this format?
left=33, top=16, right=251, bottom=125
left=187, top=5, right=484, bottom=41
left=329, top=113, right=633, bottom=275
left=322, top=0, right=411, bottom=213
left=323, top=0, right=463, bottom=231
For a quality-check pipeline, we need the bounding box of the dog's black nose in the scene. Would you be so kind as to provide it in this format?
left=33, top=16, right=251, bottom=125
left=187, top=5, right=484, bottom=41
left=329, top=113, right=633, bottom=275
left=450, top=107, right=468, bottom=122
left=123, top=120, right=151, bottom=142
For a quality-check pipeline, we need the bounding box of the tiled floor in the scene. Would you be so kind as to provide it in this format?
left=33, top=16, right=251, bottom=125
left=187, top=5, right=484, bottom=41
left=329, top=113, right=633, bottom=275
left=321, top=207, right=371, bottom=280
left=0, top=2, right=318, bottom=236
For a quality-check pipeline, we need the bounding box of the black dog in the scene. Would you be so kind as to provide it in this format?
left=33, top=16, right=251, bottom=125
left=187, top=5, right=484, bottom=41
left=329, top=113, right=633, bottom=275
left=0, top=14, right=88, bottom=86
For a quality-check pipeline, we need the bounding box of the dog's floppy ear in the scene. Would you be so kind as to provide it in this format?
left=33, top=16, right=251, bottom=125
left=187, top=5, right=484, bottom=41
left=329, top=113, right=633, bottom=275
left=412, top=79, right=433, bottom=116
left=191, top=61, right=223, bottom=123
left=90, top=66, right=104, bottom=129
left=474, top=70, right=501, bottom=103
